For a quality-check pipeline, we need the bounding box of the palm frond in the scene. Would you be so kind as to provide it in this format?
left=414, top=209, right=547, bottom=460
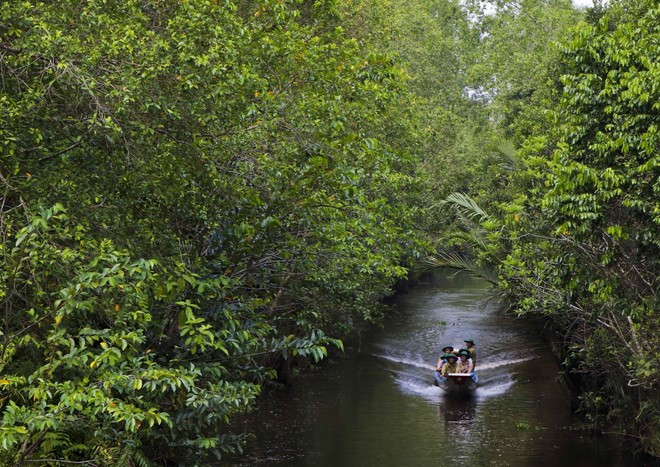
left=423, top=251, right=499, bottom=285
left=439, top=192, right=491, bottom=222
left=491, top=139, right=520, bottom=171
left=450, top=228, right=489, bottom=251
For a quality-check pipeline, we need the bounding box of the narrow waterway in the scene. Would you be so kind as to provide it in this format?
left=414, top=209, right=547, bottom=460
left=228, top=272, right=635, bottom=466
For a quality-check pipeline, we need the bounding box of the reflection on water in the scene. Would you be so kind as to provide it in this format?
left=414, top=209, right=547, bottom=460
left=227, top=272, right=636, bottom=466
left=441, top=397, right=477, bottom=439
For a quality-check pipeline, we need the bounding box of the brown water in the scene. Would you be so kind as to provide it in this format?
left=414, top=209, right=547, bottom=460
left=227, top=272, right=636, bottom=466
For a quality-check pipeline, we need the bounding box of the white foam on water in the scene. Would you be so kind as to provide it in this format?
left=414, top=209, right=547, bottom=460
left=475, top=379, right=515, bottom=398
left=375, top=352, right=535, bottom=401
left=394, top=377, right=443, bottom=398
left=374, top=353, right=534, bottom=373
left=475, top=356, right=534, bottom=371
left=394, top=375, right=515, bottom=401
left=372, top=354, right=436, bottom=371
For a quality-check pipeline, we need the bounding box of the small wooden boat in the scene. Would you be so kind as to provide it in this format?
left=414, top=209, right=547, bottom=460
left=433, top=372, right=478, bottom=395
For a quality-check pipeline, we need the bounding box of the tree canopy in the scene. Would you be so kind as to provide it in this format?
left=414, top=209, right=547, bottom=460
left=1, top=0, right=658, bottom=463
left=1, top=0, right=424, bottom=463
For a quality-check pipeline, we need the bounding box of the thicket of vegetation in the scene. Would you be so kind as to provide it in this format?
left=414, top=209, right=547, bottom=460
left=497, top=1, right=659, bottom=455
left=1, top=0, right=657, bottom=464
left=436, top=0, right=659, bottom=456
left=0, top=0, right=426, bottom=463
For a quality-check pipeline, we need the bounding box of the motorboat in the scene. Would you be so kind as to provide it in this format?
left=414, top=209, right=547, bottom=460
left=433, top=371, right=478, bottom=395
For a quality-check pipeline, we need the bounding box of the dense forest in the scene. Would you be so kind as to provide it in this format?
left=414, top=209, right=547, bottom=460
left=0, top=0, right=657, bottom=464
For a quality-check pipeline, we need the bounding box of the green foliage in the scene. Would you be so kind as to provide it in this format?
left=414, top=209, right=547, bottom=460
left=463, top=0, right=583, bottom=144
left=339, top=0, right=503, bottom=221
left=3, top=0, right=656, bottom=461
left=424, top=193, right=500, bottom=285
left=426, top=0, right=658, bottom=457
left=440, top=193, right=492, bottom=224
left=0, top=0, right=424, bottom=463
left=494, top=0, right=660, bottom=456
left=515, top=421, right=531, bottom=431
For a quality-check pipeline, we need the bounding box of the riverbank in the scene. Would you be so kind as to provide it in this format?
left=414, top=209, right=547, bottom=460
left=528, top=316, right=658, bottom=465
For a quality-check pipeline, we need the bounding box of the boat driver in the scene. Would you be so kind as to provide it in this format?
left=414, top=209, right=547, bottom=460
left=464, top=338, right=477, bottom=369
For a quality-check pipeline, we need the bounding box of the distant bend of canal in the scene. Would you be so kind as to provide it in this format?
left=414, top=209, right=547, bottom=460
left=228, top=272, right=635, bottom=466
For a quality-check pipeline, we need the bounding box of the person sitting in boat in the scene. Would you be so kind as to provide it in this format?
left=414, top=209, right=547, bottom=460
left=464, top=338, right=477, bottom=369
left=460, top=346, right=479, bottom=383
left=436, top=345, right=455, bottom=368
left=440, top=353, right=459, bottom=377
left=457, top=349, right=473, bottom=374
left=434, top=353, right=458, bottom=385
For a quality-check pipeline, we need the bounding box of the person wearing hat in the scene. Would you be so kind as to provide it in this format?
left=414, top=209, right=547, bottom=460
left=440, top=353, right=459, bottom=377
left=464, top=338, right=477, bottom=369
left=457, top=349, right=473, bottom=374
left=434, top=349, right=455, bottom=385
left=442, top=345, right=454, bottom=354
left=436, top=345, right=454, bottom=370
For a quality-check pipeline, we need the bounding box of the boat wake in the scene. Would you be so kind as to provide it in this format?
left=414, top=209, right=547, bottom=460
left=474, top=356, right=534, bottom=371
left=373, top=352, right=532, bottom=400
left=393, top=374, right=515, bottom=400
left=372, top=354, right=436, bottom=371
left=372, top=353, right=535, bottom=373
left=475, top=379, right=514, bottom=397
left=394, top=377, right=443, bottom=398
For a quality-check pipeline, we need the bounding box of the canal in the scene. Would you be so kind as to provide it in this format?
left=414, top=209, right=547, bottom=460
left=228, top=272, right=635, bottom=466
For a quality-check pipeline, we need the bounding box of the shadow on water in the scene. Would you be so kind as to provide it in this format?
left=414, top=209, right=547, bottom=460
left=226, top=272, right=638, bottom=467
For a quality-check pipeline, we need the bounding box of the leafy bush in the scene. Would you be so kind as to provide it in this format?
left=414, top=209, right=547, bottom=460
left=496, top=0, right=660, bottom=456
left=0, top=0, right=422, bottom=463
